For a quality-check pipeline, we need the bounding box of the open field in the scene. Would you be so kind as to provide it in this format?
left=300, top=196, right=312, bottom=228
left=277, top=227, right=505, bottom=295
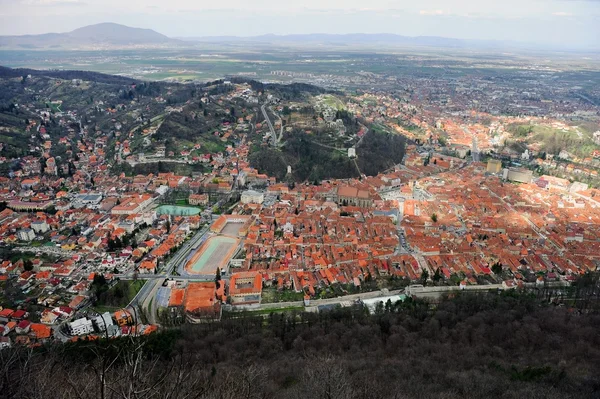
left=2, top=47, right=599, bottom=86
left=320, top=94, right=346, bottom=110
left=220, top=222, right=245, bottom=237
left=261, top=288, right=306, bottom=304
left=94, top=280, right=146, bottom=312
left=185, top=235, right=239, bottom=274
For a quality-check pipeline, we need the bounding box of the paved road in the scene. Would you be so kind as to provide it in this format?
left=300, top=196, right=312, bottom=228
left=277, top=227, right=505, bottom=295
left=172, top=226, right=212, bottom=276
left=272, top=107, right=284, bottom=143
left=355, top=123, right=369, bottom=148
left=408, top=280, right=570, bottom=298
left=129, top=277, right=156, bottom=309
left=124, top=278, right=161, bottom=325
left=127, top=158, right=190, bottom=167
left=126, top=226, right=212, bottom=324
left=256, top=289, right=405, bottom=311
left=259, top=284, right=503, bottom=312
left=260, top=281, right=572, bottom=312
left=144, top=279, right=162, bottom=324
left=261, top=102, right=278, bottom=146
left=120, top=226, right=210, bottom=281
left=119, top=274, right=214, bottom=281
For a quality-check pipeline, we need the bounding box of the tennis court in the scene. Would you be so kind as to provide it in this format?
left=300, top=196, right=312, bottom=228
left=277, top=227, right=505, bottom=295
left=185, top=235, right=239, bottom=274
left=156, top=205, right=201, bottom=216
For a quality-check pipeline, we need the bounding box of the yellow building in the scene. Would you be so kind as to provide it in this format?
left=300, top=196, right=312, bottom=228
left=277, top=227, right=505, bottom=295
left=487, top=159, right=502, bottom=174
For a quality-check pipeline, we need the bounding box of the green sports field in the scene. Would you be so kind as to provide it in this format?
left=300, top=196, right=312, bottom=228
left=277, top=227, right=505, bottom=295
left=187, top=235, right=238, bottom=274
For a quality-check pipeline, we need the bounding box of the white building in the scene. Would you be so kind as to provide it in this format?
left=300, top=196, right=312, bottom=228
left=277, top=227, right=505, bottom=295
left=17, top=228, right=35, bottom=242
left=118, top=221, right=136, bottom=234
left=141, top=211, right=158, bottom=226
left=73, top=193, right=103, bottom=209
left=504, top=168, right=533, bottom=184
left=111, top=194, right=154, bottom=215
left=558, top=150, right=570, bottom=160
left=456, top=147, right=469, bottom=159
left=0, top=337, right=11, bottom=350
left=93, top=312, right=114, bottom=332
left=282, top=222, right=294, bottom=235
left=155, top=185, right=169, bottom=196
left=69, top=318, right=94, bottom=336
left=362, top=295, right=406, bottom=314
left=569, top=182, right=589, bottom=193
left=31, top=220, right=50, bottom=234
left=241, top=190, right=265, bottom=205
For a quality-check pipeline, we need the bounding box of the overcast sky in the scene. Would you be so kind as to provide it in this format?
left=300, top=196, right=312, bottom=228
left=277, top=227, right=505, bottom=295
left=1, top=0, right=599, bottom=49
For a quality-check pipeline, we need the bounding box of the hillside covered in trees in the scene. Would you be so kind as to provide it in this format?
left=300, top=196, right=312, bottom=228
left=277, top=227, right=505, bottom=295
left=0, top=65, right=139, bottom=85
left=2, top=290, right=599, bottom=399
left=0, top=66, right=196, bottom=169
left=0, top=65, right=391, bottom=180
left=250, top=128, right=406, bottom=182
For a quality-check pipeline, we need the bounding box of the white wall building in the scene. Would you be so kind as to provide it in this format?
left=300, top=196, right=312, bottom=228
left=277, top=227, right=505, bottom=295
left=17, top=228, right=35, bottom=242
left=69, top=318, right=94, bottom=336
left=93, top=312, right=114, bottom=332
left=570, top=182, right=589, bottom=193
left=241, top=190, right=265, bottom=205
left=141, top=211, right=157, bottom=226
left=31, top=220, right=50, bottom=234
left=283, top=222, right=294, bottom=235
left=0, top=337, right=11, bottom=349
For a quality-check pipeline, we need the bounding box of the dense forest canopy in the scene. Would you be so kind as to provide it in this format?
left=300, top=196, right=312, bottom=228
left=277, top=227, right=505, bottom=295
left=0, top=65, right=139, bottom=85
left=1, top=290, right=599, bottom=399
left=356, top=128, right=406, bottom=176
left=228, top=76, right=334, bottom=99
left=249, top=128, right=406, bottom=182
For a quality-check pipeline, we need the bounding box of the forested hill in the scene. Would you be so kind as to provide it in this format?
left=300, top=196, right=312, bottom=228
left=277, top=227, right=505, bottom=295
left=0, top=66, right=345, bottom=179
left=0, top=65, right=139, bottom=85
left=228, top=76, right=334, bottom=99
left=250, top=127, right=406, bottom=182
left=2, top=290, right=599, bottom=398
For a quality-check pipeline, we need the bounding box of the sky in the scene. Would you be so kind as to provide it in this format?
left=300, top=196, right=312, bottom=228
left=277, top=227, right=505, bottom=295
left=0, top=0, right=599, bottom=49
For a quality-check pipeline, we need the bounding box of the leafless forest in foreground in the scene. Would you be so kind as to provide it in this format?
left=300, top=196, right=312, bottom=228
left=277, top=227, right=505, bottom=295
left=1, top=289, right=600, bottom=399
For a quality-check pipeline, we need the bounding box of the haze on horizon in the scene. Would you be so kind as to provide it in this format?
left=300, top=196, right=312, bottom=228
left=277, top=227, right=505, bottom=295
left=0, top=0, right=599, bottom=50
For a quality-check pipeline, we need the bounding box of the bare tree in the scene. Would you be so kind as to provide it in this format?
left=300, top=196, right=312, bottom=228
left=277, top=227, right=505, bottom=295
left=297, top=356, right=353, bottom=399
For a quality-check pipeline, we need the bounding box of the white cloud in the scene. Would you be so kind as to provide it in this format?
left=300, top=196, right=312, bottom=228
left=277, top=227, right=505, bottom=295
left=21, top=0, right=83, bottom=4
left=419, top=9, right=447, bottom=16
left=0, top=0, right=596, bottom=49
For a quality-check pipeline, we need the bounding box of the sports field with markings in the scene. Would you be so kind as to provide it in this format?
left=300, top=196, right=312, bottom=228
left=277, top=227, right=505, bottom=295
left=185, top=235, right=239, bottom=274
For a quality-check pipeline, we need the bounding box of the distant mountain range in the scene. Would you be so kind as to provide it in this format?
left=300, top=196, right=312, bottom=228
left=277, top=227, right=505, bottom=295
left=181, top=33, right=475, bottom=47
left=186, top=33, right=569, bottom=52
left=0, top=23, right=580, bottom=52
left=0, top=23, right=180, bottom=49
